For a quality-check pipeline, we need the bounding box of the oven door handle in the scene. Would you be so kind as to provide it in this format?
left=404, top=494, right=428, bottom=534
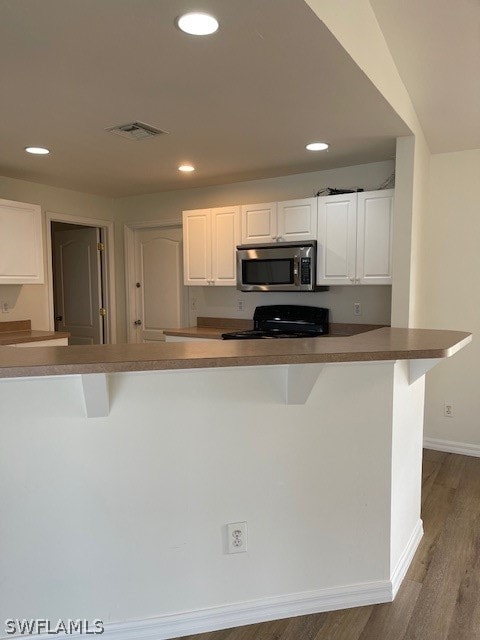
left=293, top=257, right=300, bottom=287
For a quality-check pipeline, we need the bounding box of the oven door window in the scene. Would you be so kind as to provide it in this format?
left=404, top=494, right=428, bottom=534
left=242, top=258, right=294, bottom=285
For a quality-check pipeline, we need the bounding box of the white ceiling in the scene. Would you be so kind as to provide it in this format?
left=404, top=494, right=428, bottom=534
left=371, top=0, right=480, bottom=154
left=0, top=0, right=411, bottom=197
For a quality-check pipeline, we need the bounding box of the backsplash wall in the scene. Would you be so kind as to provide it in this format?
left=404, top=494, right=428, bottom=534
left=189, top=285, right=392, bottom=326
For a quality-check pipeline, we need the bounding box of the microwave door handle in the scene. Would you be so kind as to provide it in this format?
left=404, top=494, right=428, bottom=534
left=293, top=257, right=300, bottom=286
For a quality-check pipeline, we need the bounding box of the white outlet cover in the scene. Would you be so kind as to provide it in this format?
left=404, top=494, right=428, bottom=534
left=227, top=521, right=247, bottom=554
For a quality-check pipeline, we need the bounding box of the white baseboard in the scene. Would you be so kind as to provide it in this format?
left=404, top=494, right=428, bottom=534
left=99, top=581, right=392, bottom=640
left=390, top=519, right=424, bottom=597
left=424, top=437, right=480, bottom=458
left=10, top=528, right=424, bottom=640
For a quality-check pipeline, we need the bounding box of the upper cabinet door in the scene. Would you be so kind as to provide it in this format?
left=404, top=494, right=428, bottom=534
left=183, top=209, right=212, bottom=286
left=277, top=198, right=317, bottom=242
left=241, top=202, right=277, bottom=244
left=0, top=199, right=44, bottom=284
left=316, top=194, right=357, bottom=285
left=211, top=206, right=240, bottom=285
left=356, top=190, right=394, bottom=285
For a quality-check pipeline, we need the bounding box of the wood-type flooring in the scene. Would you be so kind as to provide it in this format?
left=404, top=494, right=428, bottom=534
left=183, top=450, right=480, bottom=640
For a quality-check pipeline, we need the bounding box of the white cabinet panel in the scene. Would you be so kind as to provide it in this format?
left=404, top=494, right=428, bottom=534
left=211, top=206, right=240, bottom=285
left=317, top=190, right=394, bottom=286
left=357, top=190, right=394, bottom=285
left=183, top=209, right=211, bottom=285
left=317, top=194, right=357, bottom=285
left=277, top=198, right=317, bottom=242
left=241, top=202, right=276, bottom=244
left=183, top=207, right=239, bottom=286
left=0, top=199, right=44, bottom=284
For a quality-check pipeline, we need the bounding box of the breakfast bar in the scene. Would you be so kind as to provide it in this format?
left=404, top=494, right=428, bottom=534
left=0, top=328, right=471, bottom=637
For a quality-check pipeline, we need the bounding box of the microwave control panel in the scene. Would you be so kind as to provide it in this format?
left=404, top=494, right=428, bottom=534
left=300, top=257, right=311, bottom=284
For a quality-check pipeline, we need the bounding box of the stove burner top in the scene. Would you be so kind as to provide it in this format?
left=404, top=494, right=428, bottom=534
left=222, top=329, right=325, bottom=340
left=221, top=305, right=329, bottom=340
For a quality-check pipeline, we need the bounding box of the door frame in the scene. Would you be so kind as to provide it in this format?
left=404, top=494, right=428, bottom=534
left=46, top=211, right=117, bottom=343
left=124, top=218, right=187, bottom=344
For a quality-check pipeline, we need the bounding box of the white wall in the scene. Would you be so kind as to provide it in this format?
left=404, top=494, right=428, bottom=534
left=0, top=363, right=406, bottom=630
left=189, top=286, right=391, bottom=327
left=305, top=0, right=431, bottom=330
left=417, top=150, right=480, bottom=449
left=116, top=160, right=395, bottom=340
left=0, top=176, right=114, bottom=330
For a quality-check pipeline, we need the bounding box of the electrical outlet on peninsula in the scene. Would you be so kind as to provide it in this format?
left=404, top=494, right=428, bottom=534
left=227, top=522, right=247, bottom=554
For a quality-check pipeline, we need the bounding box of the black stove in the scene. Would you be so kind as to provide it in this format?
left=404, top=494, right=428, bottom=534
left=222, top=305, right=329, bottom=340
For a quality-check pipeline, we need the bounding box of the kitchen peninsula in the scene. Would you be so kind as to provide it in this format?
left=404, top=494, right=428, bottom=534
left=0, top=328, right=471, bottom=638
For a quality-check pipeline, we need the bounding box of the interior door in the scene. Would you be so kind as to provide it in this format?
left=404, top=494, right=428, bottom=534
left=133, top=227, right=186, bottom=343
left=53, top=227, right=103, bottom=344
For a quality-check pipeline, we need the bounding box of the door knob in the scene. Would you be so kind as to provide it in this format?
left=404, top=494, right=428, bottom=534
left=55, top=315, right=63, bottom=321
left=134, top=319, right=142, bottom=325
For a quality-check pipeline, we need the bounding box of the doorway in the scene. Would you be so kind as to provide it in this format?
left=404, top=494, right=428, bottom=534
left=46, top=212, right=116, bottom=344
left=125, top=222, right=188, bottom=343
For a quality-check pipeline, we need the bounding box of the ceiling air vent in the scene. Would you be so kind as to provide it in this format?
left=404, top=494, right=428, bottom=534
left=106, top=121, right=168, bottom=140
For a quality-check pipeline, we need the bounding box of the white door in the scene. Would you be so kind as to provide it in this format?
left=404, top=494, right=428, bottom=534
left=240, top=202, right=277, bottom=244
left=356, top=190, right=394, bottom=285
left=183, top=209, right=212, bottom=285
left=277, top=198, right=317, bottom=242
left=133, top=227, right=186, bottom=343
left=211, top=206, right=240, bottom=285
left=53, top=227, right=103, bottom=344
left=316, top=194, right=357, bottom=285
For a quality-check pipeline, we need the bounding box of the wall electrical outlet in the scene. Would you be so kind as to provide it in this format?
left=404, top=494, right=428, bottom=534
left=236, top=299, right=245, bottom=312
left=444, top=401, right=454, bottom=418
left=190, top=298, right=197, bottom=311
left=1, top=301, right=9, bottom=313
left=227, top=522, right=247, bottom=554
left=353, top=302, right=362, bottom=316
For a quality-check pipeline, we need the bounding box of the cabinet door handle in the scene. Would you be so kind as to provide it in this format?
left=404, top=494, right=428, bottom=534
left=134, top=319, right=142, bottom=325
left=350, top=277, right=355, bottom=283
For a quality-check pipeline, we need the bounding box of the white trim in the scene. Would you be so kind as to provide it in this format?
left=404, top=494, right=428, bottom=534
left=390, top=519, right=423, bottom=597
left=123, top=219, right=187, bottom=344
left=20, top=580, right=391, bottom=640
left=45, top=211, right=117, bottom=344
left=5, top=515, right=423, bottom=640
left=424, top=437, right=480, bottom=458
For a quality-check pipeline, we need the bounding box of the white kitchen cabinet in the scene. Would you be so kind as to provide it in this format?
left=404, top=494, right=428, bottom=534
left=277, top=198, right=317, bottom=242
left=241, top=202, right=277, bottom=244
left=241, top=197, right=317, bottom=244
left=0, top=199, right=44, bottom=284
left=183, top=206, right=240, bottom=286
left=316, top=189, right=394, bottom=286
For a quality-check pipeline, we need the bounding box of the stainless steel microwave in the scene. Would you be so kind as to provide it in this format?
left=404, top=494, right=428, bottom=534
left=237, top=241, right=320, bottom=292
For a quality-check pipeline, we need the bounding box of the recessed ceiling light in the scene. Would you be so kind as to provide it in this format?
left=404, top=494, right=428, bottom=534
left=178, top=164, right=195, bottom=172
left=177, top=12, right=219, bottom=36
left=306, top=142, right=329, bottom=151
left=25, top=146, right=50, bottom=155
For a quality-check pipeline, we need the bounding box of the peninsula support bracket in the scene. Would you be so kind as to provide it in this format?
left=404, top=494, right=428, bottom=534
left=409, top=359, right=439, bottom=385
left=285, top=363, right=325, bottom=404
left=81, top=373, right=110, bottom=417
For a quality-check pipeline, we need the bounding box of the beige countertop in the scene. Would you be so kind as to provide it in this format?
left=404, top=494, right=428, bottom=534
left=0, top=328, right=471, bottom=379
left=0, top=320, right=69, bottom=345
left=163, top=317, right=388, bottom=339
